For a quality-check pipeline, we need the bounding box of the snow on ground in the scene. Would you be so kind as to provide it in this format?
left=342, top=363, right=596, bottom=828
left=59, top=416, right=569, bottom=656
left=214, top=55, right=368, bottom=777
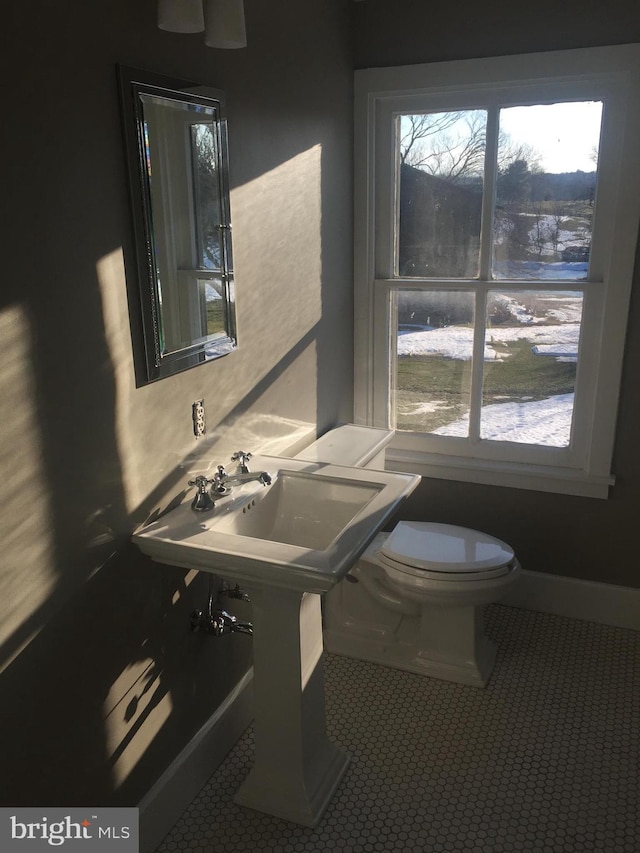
left=398, top=291, right=582, bottom=360
left=532, top=343, right=577, bottom=361
left=399, top=326, right=475, bottom=359
left=397, top=291, right=580, bottom=445
left=433, top=393, right=574, bottom=447
left=507, top=217, right=589, bottom=255
left=404, top=400, right=454, bottom=416
left=491, top=292, right=583, bottom=324
left=398, top=322, right=580, bottom=360
left=492, top=260, right=588, bottom=281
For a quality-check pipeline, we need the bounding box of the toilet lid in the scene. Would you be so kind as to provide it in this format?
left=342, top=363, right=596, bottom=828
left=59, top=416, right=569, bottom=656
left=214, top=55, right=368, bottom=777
left=380, top=521, right=515, bottom=574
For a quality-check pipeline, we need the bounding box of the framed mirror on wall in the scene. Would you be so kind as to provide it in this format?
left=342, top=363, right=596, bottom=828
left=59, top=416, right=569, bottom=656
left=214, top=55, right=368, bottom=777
left=118, top=66, right=237, bottom=384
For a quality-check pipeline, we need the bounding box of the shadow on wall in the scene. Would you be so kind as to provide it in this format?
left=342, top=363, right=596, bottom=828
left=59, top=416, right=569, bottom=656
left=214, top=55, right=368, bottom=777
left=0, top=163, right=133, bottom=795
left=0, top=252, right=323, bottom=806
left=0, top=0, right=354, bottom=809
left=0, top=38, right=251, bottom=805
left=0, top=255, right=255, bottom=805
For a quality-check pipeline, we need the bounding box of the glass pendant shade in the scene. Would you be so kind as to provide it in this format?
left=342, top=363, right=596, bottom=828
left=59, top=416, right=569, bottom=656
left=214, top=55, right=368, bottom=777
left=204, top=0, right=247, bottom=49
left=158, top=0, right=205, bottom=33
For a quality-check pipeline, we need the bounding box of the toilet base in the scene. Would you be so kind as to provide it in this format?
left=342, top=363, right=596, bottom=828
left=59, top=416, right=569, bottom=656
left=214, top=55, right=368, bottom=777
left=324, top=627, right=496, bottom=688
left=323, top=581, right=498, bottom=687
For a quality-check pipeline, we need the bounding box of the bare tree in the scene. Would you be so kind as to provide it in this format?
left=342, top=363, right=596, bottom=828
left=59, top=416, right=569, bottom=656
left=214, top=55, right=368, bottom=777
left=548, top=203, right=567, bottom=255
left=497, top=135, right=541, bottom=174
left=399, top=110, right=542, bottom=185
left=399, top=113, right=461, bottom=164
left=530, top=207, right=550, bottom=258
left=399, top=111, right=486, bottom=182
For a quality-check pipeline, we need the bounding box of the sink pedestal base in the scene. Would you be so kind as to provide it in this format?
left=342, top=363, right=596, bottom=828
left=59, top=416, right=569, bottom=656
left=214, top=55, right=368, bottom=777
left=234, top=588, right=349, bottom=826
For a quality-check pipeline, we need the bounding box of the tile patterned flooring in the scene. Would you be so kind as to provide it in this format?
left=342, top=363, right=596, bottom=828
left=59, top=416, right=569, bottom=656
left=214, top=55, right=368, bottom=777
left=156, top=604, right=639, bottom=852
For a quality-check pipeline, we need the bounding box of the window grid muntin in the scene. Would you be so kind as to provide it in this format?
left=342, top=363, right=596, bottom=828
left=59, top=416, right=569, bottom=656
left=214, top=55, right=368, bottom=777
left=358, top=49, right=640, bottom=493
left=390, top=278, right=587, bottom=450
left=390, top=94, right=602, bottom=451
left=393, top=99, right=601, bottom=286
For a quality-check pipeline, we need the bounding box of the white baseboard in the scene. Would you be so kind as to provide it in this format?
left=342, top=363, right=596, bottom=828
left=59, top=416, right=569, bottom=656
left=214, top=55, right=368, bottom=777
left=501, top=570, right=640, bottom=631
left=139, top=668, right=254, bottom=853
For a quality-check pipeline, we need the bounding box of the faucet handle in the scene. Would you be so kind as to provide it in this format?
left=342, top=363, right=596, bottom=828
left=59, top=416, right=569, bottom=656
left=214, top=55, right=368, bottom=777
left=188, top=474, right=216, bottom=512
left=212, top=465, right=231, bottom=494
left=188, top=474, right=214, bottom=490
left=231, top=450, right=253, bottom=473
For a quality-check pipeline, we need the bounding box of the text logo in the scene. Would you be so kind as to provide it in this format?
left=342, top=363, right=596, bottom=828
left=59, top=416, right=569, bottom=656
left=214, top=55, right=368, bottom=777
left=1, top=809, right=138, bottom=852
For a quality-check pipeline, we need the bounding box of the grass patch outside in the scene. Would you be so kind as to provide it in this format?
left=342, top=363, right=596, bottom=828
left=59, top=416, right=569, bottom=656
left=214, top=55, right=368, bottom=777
left=396, top=338, right=576, bottom=433
left=207, top=300, right=227, bottom=336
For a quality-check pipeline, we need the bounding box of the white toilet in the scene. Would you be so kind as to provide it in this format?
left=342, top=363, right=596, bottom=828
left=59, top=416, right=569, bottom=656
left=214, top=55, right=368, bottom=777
left=296, top=425, right=521, bottom=688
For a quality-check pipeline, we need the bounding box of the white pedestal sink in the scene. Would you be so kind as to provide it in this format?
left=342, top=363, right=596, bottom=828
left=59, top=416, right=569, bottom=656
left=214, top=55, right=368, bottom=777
left=234, top=587, right=348, bottom=825
left=133, top=455, right=420, bottom=825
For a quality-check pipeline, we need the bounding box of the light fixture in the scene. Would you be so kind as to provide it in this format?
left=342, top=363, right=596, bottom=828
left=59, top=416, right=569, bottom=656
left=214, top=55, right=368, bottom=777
left=157, top=0, right=205, bottom=32
left=157, top=0, right=247, bottom=48
left=204, top=0, right=247, bottom=49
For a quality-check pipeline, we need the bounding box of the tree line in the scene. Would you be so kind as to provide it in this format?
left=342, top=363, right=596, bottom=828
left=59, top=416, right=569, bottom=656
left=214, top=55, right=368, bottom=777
left=399, top=111, right=596, bottom=203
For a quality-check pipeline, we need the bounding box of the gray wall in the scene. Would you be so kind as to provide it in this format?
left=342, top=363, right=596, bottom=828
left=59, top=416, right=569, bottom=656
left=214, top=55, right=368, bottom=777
left=355, top=0, right=640, bottom=589
left=2, top=0, right=639, bottom=824
left=0, top=0, right=353, bottom=808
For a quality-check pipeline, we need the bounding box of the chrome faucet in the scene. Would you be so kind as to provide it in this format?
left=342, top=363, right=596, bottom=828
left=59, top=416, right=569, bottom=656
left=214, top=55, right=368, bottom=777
left=231, top=450, right=252, bottom=473
left=188, top=474, right=217, bottom=512
left=188, top=453, right=272, bottom=513
left=216, top=464, right=272, bottom=489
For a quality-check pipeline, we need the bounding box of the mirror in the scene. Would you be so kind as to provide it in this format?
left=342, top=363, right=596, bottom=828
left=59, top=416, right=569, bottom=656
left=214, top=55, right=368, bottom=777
left=118, top=67, right=237, bottom=383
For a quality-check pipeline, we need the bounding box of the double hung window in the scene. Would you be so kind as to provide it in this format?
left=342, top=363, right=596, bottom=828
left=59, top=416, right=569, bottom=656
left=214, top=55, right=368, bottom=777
left=354, top=46, right=640, bottom=497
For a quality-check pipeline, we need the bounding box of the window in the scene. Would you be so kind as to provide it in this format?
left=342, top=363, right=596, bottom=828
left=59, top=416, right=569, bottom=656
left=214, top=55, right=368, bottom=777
left=354, top=46, right=640, bottom=497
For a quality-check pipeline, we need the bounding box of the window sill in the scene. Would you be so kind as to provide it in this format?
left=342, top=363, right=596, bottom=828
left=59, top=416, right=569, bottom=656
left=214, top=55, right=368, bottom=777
left=385, top=447, right=614, bottom=499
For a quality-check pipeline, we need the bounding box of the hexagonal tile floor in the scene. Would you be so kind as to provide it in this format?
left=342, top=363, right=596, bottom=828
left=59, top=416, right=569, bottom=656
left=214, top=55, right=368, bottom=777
left=156, top=604, right=639, bottom=852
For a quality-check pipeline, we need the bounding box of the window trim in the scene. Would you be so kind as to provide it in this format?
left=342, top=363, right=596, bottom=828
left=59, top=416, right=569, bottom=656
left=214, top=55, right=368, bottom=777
left=354, top=45, right=640, bottom=498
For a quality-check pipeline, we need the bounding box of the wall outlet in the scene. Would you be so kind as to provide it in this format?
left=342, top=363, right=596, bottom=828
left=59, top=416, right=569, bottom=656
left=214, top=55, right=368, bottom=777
left=192, top=399, right=206, bottom=438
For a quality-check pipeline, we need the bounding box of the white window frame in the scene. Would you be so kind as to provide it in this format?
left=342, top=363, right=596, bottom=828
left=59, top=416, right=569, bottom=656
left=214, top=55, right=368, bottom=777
left=354, top=45, right=640, bottom=498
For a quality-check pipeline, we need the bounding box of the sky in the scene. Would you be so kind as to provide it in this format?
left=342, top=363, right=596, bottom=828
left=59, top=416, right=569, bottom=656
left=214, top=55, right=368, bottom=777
left=402, top=99, right=603, bottom=175
left=499, top=101, right=602, bottom=174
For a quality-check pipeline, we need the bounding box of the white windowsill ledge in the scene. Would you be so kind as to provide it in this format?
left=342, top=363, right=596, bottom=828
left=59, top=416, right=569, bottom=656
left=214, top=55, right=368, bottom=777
left=385, top=448, right=615, bottom=499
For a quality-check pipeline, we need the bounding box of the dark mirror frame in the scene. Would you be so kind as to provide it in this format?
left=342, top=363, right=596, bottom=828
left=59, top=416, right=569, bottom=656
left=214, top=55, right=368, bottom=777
left=118, top=66, right=237, bottom=384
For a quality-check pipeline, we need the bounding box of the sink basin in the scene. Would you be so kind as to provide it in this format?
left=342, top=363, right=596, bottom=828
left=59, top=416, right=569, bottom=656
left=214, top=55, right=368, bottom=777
left=133, top=455, right=420, bottom=593
left=214, top=470, right=381, bottom=548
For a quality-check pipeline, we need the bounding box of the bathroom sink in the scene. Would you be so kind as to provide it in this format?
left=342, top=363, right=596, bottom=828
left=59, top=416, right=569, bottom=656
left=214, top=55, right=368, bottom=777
left=133, top=450, right=420, bottom=826
left=133, top=455, right=420, bottom=593
left=213, top=470, right=382, bottom=548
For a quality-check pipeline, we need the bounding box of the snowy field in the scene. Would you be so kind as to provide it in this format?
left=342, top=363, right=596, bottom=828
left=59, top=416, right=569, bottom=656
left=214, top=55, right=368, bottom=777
left=398, top=321, right=581, bottom=362
left=398, top=293, right=582, bottom=362
left=397, top=292, right=582, bottom=446
left=433, top=393, right=574, bottom=446
left=493, top=258, right=589, bottom=281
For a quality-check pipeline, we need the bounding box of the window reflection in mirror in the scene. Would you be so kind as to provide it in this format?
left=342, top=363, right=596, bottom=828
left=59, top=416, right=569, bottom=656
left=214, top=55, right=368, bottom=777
left=119, top=68, right=237, bottom=383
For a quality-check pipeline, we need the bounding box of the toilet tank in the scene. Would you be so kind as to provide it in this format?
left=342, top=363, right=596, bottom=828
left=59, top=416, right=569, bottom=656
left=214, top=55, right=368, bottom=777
left=294, top=424, right=394, bottom=470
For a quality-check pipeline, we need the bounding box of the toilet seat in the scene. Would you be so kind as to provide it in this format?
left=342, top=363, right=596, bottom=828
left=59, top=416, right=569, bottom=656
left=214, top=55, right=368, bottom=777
left=378, top=521, right=515, bottom=581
